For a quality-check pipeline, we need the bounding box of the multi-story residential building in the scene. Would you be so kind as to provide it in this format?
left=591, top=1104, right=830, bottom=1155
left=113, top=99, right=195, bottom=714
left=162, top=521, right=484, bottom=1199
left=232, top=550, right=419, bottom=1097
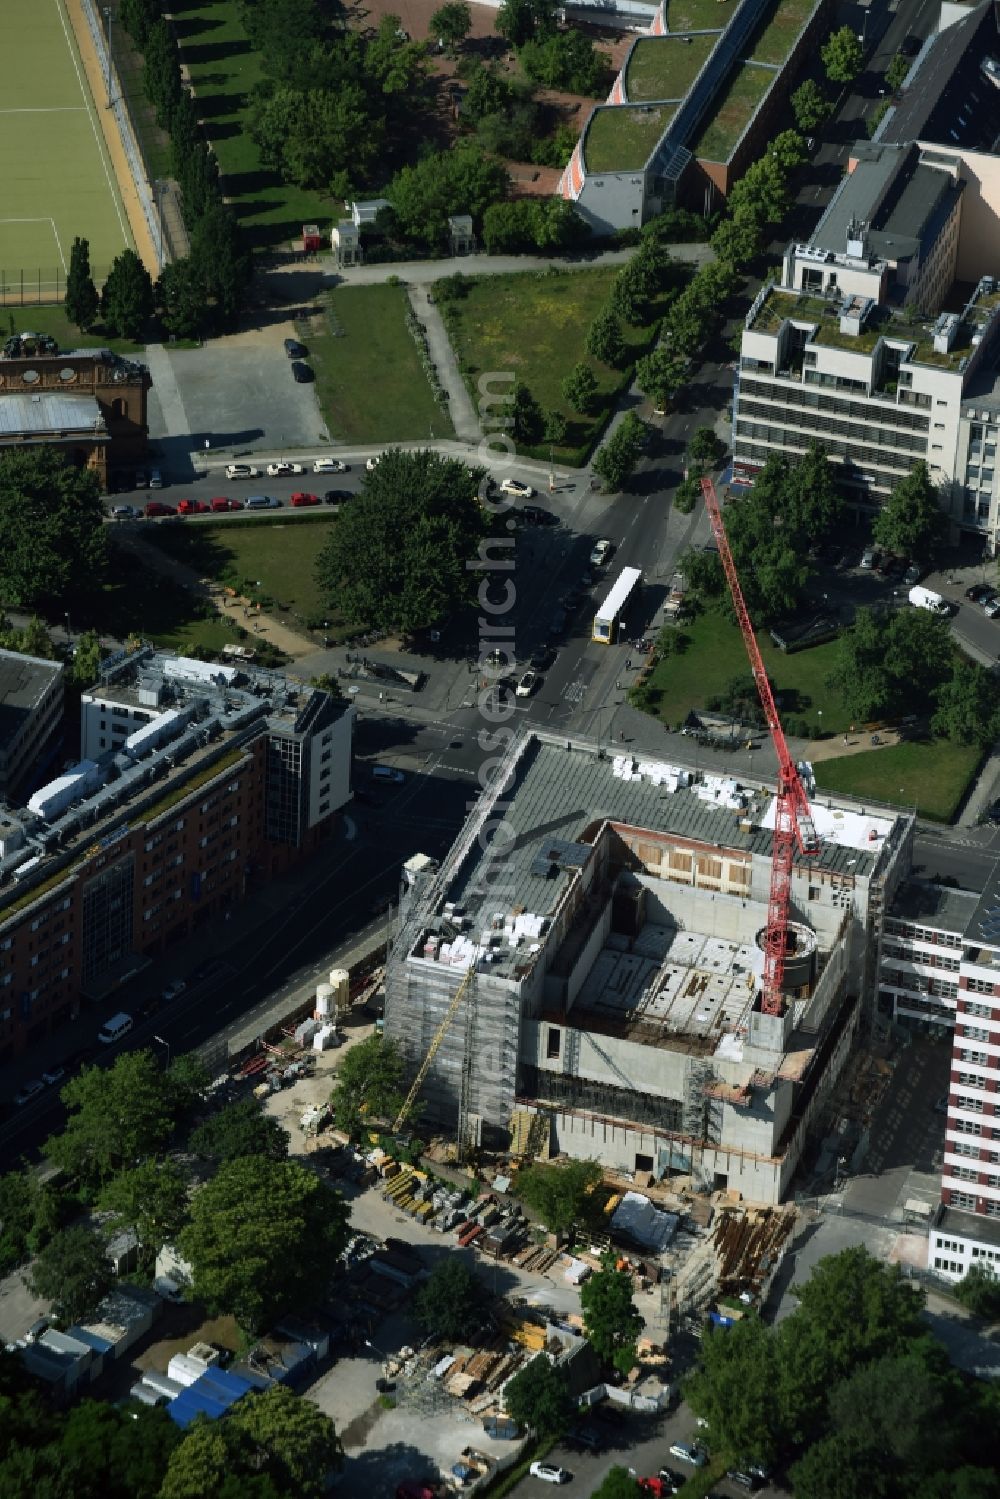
left=0, top=648, right=352, bottom=1062
left=929, top=869, right=1000, bottom=1279
left=732, top=136, right=1000, bottom=543
left=0, top=650, right=64, bottom=803
left=877, top=880, right=976, bottom=1029
left=385, top=729, right=913, bottom=1205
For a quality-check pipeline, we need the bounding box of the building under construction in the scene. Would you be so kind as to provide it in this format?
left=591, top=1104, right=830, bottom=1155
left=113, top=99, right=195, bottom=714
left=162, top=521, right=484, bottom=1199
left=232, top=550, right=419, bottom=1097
left=384, top=729, right=913, bottom=1205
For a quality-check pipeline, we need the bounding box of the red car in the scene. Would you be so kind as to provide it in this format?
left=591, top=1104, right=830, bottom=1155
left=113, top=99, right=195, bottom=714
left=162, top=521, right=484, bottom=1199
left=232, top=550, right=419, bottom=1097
left=177, top=499, right=209, bottom=516
left=210, top=495, right=238, bottom=512
left=290, top=491, right=320, bottom=507
left=145, top=501, right=175, bottom=518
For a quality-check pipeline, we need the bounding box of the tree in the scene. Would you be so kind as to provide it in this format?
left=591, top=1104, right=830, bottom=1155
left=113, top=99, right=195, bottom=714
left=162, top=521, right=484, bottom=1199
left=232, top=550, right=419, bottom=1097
left=20, top=616, right=54, bottom=660
left=822, top=26, right=864, bottom=83
left=228, top=1385, right=343, bottom=1496
left=65, top=237, right=99, bottom=331
left=886, top=51, right=910, bottom=90
left=44, top=1049, right=176, bottom=1186
left=462, top=62, right=518, bottom=123
left=543, top=408, right=568, bottom=444
left=249, top=84, right=382, bottom=194
left=788, top=1246, right=925, bottom=1382
left=829, top=607, right=953, bottom=724
left=189, top=205, right=251, bottom=329
left=0, top=448, right=106, bottom=610
left=635, top=344, right=687, bottom=409
left=158, top=1419, right=283, bottom=1499
left=519, top=29, right=608, bottom=95
left=932, top=660, right=1000, bottom=748
left=388, top=143, right=510, bottom=248
left=593, top=412, right=649, bottom=493
left=328, top=1034, right=407, bottom=1136
left=586, top=307, right=626, bottom=368
left=871, top=462, right=948, bottom=563
left=686, top=1313, right=785, bottom=1469
left=954, top=1261, right=1000, bottom=1318
left=495, top=0, right=558, bottom=47
left=178, top=1156, right=350, bottom=1331
left=591, top=1470, right=641, bottom=1499
left=431, top=1, right=472, bottom=51
left=100, top=248, right=154, bottom=341
left=827, top=1353, right=962, bottom=1479
left=98, top=1162, right=190, bottom=1258
left=515, top=1158, right=601, bottom=1236
left=66, top=629, right=103, bottom=688
left=29, top=1225, right=113, bottom=1325
left=315, top=450, right=489, bottom=636
left=502, top=1354, right=574, bottom=1436
left=780, top=442, right=843, bottom=539
left=0, top=1445, right=86, bottom=1499
left=513, top=383, right=544, bottom=444
left=0, top=1168, right=62, bottom=1276
left=687, top=426, right=723, bottom=475
left=156, top=257, right=209, bottom=340
left=414, top=1258, right=487, bottom=1341
left=562, top=361, right=600, bottom=415
left=711, top=215, right=762, bottom=267
left=188, top=1097, right=290, bottom=1162
left=770, top=128, right=809, bottom=171
left=59, top=1400, right=181, bottom=1499
left=791, top=79, right=832, bottom=133
left=580, top=1265, right=644, bottom=1375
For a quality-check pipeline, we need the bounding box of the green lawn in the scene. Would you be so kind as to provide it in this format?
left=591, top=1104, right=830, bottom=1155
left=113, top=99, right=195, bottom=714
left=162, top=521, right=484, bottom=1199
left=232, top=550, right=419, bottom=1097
left=693, top=63, right=777, bottom=161
left=666, top=0, right=738, bottom=31
left=5, top=305, right=144, bottom=357
left=639, top=609, right=848, bottom=733
left=625, top=36, right=719, bottom=101
left=814, top=741, right=983, bottom=824
left=142, top=515, right=354, bottom=637
left=748, top=0, right=817, bottom=65
left=1, top=0, right=134, bottom=290
left=442, top=267, right=672, bottom=464
left=584, top=105, right=675, bottom=172
left=106, top=0, right=172, bottom=180
left=96, top=545, right=246, bottom=654
left=303, top=286, right=454, bottom=445
left=173, top=0, right=335, bottom=247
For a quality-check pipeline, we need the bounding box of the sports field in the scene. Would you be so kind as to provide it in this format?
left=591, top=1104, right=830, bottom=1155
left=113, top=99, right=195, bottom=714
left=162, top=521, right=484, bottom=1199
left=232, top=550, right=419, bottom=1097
left=0, top=0, right=134, bottom=292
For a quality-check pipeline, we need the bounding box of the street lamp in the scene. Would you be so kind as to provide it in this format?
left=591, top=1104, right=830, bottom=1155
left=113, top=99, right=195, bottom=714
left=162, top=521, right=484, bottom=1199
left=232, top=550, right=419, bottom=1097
left=153, top=1034, right=170, bottom=1069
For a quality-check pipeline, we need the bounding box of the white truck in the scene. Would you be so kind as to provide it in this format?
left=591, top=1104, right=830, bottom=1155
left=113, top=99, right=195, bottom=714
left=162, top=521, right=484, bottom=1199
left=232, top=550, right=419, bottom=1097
left=908, top=585, right=951, bottom=615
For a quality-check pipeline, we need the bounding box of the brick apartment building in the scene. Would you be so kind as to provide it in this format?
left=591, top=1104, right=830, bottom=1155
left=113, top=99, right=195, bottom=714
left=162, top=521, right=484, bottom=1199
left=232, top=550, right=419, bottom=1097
left=0, top=649, right=353, bottom=1062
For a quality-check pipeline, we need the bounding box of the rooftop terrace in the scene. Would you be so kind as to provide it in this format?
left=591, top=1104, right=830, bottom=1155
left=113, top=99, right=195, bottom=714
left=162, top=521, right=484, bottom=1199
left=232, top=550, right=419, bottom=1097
left=692, top=60, right=775, bottom=161
left=625, top=34, right=719, bottom=101
left=584, top=104, right=676, bottom=172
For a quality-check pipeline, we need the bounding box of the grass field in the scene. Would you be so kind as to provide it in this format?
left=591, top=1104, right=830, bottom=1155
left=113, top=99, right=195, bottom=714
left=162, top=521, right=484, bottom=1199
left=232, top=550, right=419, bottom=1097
left=0, top=0, right=134, bottom=290
left=625, top=36, right=719, bottom=101
left=442, top=268, right=670, bottom=464
left=4, top=305, right=144, bottom=356
left=302, top=286, right=454, bottom=446
left=814, top=741, right=983, bottom=824
left=692, top=62, right=776, bottom=161
left=98, top=545, right=245, bottom=655
left=142, top=515, right=354, bottom=637
left=171, top=0, right=334, bottom=247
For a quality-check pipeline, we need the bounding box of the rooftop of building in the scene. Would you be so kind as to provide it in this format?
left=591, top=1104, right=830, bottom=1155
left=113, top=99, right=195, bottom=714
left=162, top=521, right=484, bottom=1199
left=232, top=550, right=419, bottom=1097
left=812, top=143, right=962, bottom=266
left=691, top=59, right=776, bottom=161
left=887, top=879, right=980, bottom=933
left=584, top=104, right=677, bottom=172
left=963, top=859, right=1000, bottom=952
left=625, top=35, right=719, bottom=102
left=935, top=1201, right=1000, bottom=1250
left=0, top=392, right=106, bottom=437
left=879, top=1, right=1000, bottom=153
left=0, top=651, right=62, bottom=744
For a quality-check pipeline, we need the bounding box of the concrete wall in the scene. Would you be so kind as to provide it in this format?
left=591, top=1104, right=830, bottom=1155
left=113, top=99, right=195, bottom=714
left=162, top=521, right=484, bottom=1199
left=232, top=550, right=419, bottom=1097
left=575, top=168, right=648, bottom=236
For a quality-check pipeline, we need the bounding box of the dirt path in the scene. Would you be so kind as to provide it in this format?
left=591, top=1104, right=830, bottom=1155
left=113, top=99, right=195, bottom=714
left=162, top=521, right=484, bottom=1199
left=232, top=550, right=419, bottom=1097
left=804, top=728, right=902, bottom=762
left=64, top=0, right=159, bottom=275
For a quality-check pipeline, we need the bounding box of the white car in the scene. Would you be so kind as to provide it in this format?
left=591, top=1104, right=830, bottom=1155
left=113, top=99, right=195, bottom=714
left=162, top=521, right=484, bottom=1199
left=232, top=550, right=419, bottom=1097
left=499, top=478, right=535, bottom=499
left=366, top=455, right=383, bottom=471
left=516, top=670, right=540, bottom=698
left=669, top=1442, right=707, bottom=1468
left=529, top=1463, right=571, bottom=1485
left=41, top=1066, right=66, bottom=1087
left=590, top=539, right=614, bottom=567
left=314, top=458, right=349, bottom=474
left=225, top=463, right=260, bottom=480
left=266, top=461, right=305, bottom=477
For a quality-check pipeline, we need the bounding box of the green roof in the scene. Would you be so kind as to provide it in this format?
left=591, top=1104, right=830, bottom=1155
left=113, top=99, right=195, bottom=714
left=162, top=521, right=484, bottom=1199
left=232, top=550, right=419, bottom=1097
left=692, top=62, right=776, bottom=161
left=665, top=0, right=738, bottom=31
left=625, top=35, right=719, bottom=101
left=584, top=104, right=676, bottom=172
left=748, top=0, right=816, bottom=65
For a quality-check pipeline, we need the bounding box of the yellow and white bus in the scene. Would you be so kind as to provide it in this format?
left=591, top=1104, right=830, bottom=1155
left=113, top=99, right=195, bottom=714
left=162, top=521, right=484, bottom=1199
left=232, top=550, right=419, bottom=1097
left=593, top=566, right=643, bottom=644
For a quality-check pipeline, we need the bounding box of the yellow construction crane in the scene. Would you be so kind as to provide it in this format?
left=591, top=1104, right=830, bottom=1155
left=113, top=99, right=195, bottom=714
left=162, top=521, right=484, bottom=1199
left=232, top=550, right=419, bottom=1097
left=391, top=964, right=476, bottom=1134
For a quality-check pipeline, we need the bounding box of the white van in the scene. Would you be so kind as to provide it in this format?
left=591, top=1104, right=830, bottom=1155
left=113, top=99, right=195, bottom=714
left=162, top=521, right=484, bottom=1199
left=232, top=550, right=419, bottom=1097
left=244, top=494, right=280, bottom=510
left=908, top=584, right=951, bottom=615
left=98, top=1011, right=133, bottom=1045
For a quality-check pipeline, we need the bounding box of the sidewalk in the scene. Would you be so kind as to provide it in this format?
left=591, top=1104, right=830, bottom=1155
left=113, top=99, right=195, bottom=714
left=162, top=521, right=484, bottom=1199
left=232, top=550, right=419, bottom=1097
left=406, top=282, right=481, bottom=443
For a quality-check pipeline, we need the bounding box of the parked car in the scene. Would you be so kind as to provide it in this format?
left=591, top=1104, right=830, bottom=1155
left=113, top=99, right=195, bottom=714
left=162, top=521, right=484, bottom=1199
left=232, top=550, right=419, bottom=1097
left=726, top=1470, right=762, bottom=1491
left=590, top=538, right=614, bottom=567
left=967, top=583, right=993, bottom=601
left=244, top=495, right=282, bottom=510
left=668, top=1443, right=707, bottom=1468
left=162, top=978, right=187, bottom=1002
left=860, top=545, right=879, bottom=569
left=177, top=499, right=208, bottom=515
left=983, top=596, right=1000, bottom=618
left=144, top=501, right=174, bottom=518
left=499, top=478, right=535, bottom=498
left=41, top=1066, right=66, bottom=1087
left=314, top=457, right=348, bottom=473
left=15, top=1080, right=44, bottom=1106
left=266, top=461, right=305, bottom=477
left=283, top=338, right=307, bottom=358
left=568, top=1425, right=604, bottom=1452
left=110, top=503, right=141, bottom=519
left=324, top=490, right=352, bottom=505
left=291, top=361, right=314, bottom=384
left=290, top=491, right=320, bottom=507
left=225, top=463, right=260, bottom=480
left=366, top=455, right=383, bottom=471
left=522, top=504, right=555, bottom=526
left=657, top=1470, right=685, bottom=1494
left=529, top=1463, right=571, bottom=1485
left=986, top=798, right=1000, bottom=826
left=148, top=468, right=164, bottom=489
left=210, top=496, right=238, bottom=512
left=515, top=669, right=540, bottom=697
left=530, top=645, right=556, bottom=670
left=903, top=562, right=923, bottom=585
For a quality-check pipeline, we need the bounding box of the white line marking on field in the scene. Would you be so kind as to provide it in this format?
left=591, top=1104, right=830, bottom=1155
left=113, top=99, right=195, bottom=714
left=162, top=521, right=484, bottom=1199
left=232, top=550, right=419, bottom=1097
left=53, top=0, right=130, bottom=249
left=0, top=106, right=87, bottom=114
left=50, top=217, right=67, bottom=273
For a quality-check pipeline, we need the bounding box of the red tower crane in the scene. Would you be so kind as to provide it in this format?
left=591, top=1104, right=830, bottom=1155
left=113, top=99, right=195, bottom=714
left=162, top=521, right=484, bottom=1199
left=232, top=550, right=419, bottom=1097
left=699, top=477, right=820, bottom=1015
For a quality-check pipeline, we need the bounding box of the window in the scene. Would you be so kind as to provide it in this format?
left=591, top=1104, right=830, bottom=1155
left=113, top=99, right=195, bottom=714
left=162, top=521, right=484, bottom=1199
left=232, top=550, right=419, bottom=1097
left=967, top=978, right=995, bottom=994
left=951, top=1165, right=979, bottom=1181
left=546, top=1028, right=561, bottom=1060
left=987, top=1201, right=1000, bottom=1217
left=957, top=1093, right=985, bottom=1112
left=964, top=1025, right=991, bottom=1041
left=955, top=1118, right=982, bottom=1135
left=951, top=1190, right=977, bottom=1209
left=953, top=1140, right=979, bottom=1157
left=965, top=1001, right=994, bottom=1018
left=961, top=1049, right=990, bottom=1066
left=957, top=1072, right=988, bottom=1089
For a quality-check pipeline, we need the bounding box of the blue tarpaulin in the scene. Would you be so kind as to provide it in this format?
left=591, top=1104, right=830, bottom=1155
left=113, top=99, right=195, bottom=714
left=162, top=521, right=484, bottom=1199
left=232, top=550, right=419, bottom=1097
left=167, top=1367, right=255, bottom=1428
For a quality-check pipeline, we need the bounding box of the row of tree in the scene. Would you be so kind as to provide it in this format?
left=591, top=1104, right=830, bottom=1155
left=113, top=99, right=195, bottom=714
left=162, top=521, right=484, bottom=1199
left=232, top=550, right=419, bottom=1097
left=116, top=0, right=250, bottom=337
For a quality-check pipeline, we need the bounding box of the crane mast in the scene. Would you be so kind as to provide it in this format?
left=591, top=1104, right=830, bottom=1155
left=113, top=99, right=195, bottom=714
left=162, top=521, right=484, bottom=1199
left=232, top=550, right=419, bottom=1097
left=699, top=478, right=819, bottom=1015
